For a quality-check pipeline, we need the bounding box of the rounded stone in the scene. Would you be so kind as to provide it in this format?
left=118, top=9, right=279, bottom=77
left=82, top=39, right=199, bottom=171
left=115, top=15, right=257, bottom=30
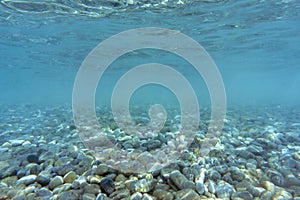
left=206, top=169, right=221, bottom=181
left=49, top=176, right=64, bottom=190
left=231, top=170, right=245, bottom=182
left=16, top=175, right=36, bottom=186
left=195, top=182, right=205, bottom=195
left=232, top=191, right=253, bottom=200
left=100, top=177, right=115, bottom=195
left=130, top=192, right=143, bottom=200
left=37, top=188, right=52, bottom=198
left=94, top=164, right=109, bottom=176
left=26, top=154, right=39, bottom=164
left=36, top=172, right=50, bottom=186
left=63, top=171, right=77, bottom=183
left=57, top=190, right=79, bottom=200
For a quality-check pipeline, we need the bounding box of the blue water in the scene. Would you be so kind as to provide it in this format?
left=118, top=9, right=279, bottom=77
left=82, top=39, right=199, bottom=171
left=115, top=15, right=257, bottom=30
left=1, top=0, right=299, bottom=107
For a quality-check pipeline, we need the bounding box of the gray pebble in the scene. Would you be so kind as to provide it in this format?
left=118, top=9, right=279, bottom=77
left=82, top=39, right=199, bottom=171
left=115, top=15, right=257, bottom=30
left=232, top=191, right=253, bottom=200
left=195, top=182, right=205, bottom=195
left=100, top=177, right=115, bottom=195
left=37, top=188, right=52, bottom=198
left=169, top=170, right=195, bottom=190
left=57, top=190, right=79, bottom=200
left=206, top=169, right=221, bottom=181
left=36, top=172, right=50, bottom=186
left=16, top=174, right=36, bottom=185
left=125, top=179, right=157, bottom=193
left=49, top=176, right=63, bottom=190
left=130, top=192, right=143, bottom=200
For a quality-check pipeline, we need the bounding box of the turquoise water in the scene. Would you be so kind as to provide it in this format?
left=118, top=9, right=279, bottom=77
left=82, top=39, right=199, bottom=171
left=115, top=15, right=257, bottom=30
left=1, top=0, right=300, bottom=199
left=1, top=0, right=299, bottom=106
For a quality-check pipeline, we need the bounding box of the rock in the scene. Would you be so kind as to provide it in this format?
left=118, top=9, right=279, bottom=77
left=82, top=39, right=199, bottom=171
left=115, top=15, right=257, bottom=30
left=260, top=191, right=274, bottom=200
left=267, top=170, right=284, bottom=186
left=215, top=181, right=234, bottom=198
left=26, top=154, right=39, bottom=164
left=207, top=180, right=216, bottom=194
left=36, top=172, right=50, bottom=186
left=82, top=183, right=101, bottom=195
left=237, top=149, right=255, bottom=159
left=169, top=170, right=195, bottom=190
left=195, top=182, right=205, bottom=195
left=57, top=190, right=79, bottom=200
left=9, top=139, right=25, bottom=147
left=213, top=165, right=228, bottom=175
left=232, top=191, right=253, bottom=200
left=37, top=188, right=52, bottom=198
left=175, top=189, right=200, bottom=200
left=110, top=188, right=130, bottom=199
left=130, top=192, right=143, bottom=200
left=82, top=193, right=96, bottom=200
left=94, top=164, right=109, bottom=175
left=206, top=169, right=221, bottom=181
left=125, top=179, right=157, bottom=193
left=49, top=176, right=64, bottom=190
left=100, top=177, right=115, bottom=195
left=160, top=163, right=179, bottom=179
left=115, top=174, right=127, bottom=182
left=16, top=175, right=36, bottom=185
left=0, top=166, right=18, bottom=179
left=262, top=181, right=276, bottom=192
left=63, top=171, right=77, bottom=183
left=273, top=189, right=292, bottom=200
left=231, top=170, right=245, bottom=182
left=96, top=193, right=110, bottom=200
left=152, top=189, right=173, bottom=200
left=16, top=169, right=26, bottom=179
left=142, top=194, right=156, bottom=200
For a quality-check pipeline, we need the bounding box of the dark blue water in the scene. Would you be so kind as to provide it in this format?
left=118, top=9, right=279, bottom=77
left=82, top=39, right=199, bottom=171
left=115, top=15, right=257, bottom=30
left=1, top=0, right=299, bottom=106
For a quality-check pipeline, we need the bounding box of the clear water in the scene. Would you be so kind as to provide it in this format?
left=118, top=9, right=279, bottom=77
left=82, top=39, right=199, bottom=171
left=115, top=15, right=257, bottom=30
left=1, top=0, right=299, bottom=106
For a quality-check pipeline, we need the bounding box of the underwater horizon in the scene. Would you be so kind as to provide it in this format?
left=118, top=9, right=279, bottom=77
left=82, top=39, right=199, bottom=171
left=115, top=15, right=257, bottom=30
left=0, top=0, right=300, bottom=199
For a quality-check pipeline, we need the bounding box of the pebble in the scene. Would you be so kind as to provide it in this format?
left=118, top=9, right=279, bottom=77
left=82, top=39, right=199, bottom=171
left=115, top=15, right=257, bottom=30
left=16, top=175, right=36, bottom=185
left=175, top=188, right=200, bottom=200
left=63, top=171, right=77, bottom=183
left=125, top=179, right=157, bottom=193
left=82, top=193, right=96, bottom=200
left=100, top=177, right=115, bottom=195
left=215, top=181, right=234, bottom=198
left=206, top=169, right=221, bottom=181
left=130, top=192, right=143, bottom=200
left=94, top=164, right=109, bottom=175
left=37, top=188, right=52, bottom=198
left=232, top=190, right=253, bottom=200
left=26, top=154, right=39, bottom=164
left=152, top=189, right=173, bottom=200
left=169, top=170, right=195, bottom=190
left=49, top=176, right=64, bottom=190
left=57, top=190, right=79, bottom=200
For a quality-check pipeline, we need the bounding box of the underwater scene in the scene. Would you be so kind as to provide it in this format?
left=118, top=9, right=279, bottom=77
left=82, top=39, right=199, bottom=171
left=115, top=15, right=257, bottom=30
left=1, top=0, right=300, bottom=199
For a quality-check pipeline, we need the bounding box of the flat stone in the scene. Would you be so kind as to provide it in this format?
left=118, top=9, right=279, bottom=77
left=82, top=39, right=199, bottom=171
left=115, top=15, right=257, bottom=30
left=169, top=170, right=195, bottom=190
left=57, top=190, right=79, bottom=200
left=94, top=164, right=109, bottom=175
left=152, top=189, right=173, bottom=200
left=63, top=171, right=77, bottom=183
left=36, top=172, right=50, bottom=186
left=82, top=193, right=96, bottom=200
left=175, top=189, right=200, bottom=200
left=125, top=179, right=157, bottom=193
left=49, top=176, right=64, bottom=190
left=16, top=175, right=36, bottom=185
left=37, top=188, right=52, bottom=198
